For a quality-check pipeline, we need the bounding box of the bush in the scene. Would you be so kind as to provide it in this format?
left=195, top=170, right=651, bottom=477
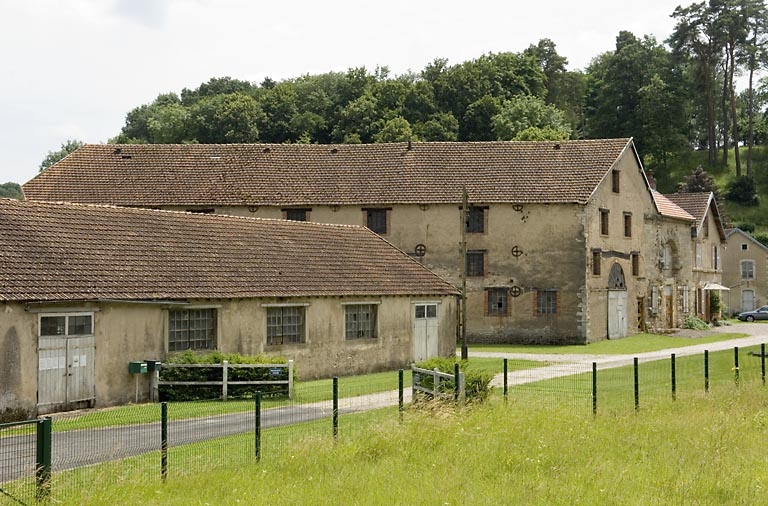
left=736, top=222, right=756, bottom=233
left=683, top=315, right=710, bottom=330
left=159, top=351, right=289, bottom=401
left=414, top=357, right=493, bottom=403
left=753, top=233, right=768, bottom=248
left=725, top=176, right=759, bottom=206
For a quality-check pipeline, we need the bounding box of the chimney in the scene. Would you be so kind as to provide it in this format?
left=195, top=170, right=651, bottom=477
left=646, top=170, right=657, bottom=190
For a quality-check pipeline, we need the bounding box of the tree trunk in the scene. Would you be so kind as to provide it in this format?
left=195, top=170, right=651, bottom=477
left=720, top=59, right=730, bottom=169
left=705, top=63, right=717, bottom=167
left=729, top=42, right=741, bottom=176
left=747, top=37, right=756, bottom=178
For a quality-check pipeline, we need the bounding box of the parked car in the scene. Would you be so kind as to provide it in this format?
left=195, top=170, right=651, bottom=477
left=737, top=306, right=768, bottom=322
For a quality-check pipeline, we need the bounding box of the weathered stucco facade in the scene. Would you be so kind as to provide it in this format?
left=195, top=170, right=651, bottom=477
left=0, top=199, right=458, bottom=418
left=722, top=228, right=768, bottom=314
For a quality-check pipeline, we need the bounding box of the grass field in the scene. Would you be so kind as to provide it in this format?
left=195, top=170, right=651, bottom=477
left=14, top=341, right=768, bottom=505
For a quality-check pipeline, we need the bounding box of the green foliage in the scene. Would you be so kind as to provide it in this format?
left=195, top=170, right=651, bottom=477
left=725, top=175, right=759, bottom=206
left=676, top=165, right=719, bottom=195
left=752, top=232, right=768, bottom=247
left=736, top=221, right=756, bottom=232
left=0, top=182, right=22, bottom=199
left=491, top=94, right=571, bottom=141
left=683, top=314, right=710, bottom=330
left=39, top=139, right=84, bottom=172
left=159, top=351, right=288, bottom=401
left=414, top=357, right=493, bottom=402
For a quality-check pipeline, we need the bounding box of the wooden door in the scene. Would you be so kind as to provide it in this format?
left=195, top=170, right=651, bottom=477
left=413, top=303, right=438, bottom=361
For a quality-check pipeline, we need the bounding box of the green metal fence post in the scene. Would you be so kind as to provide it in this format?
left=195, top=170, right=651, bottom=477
left=454, top=362, right=460, bottom=402
left=332, top=377, right=338, bottom=441
left=704, top=350, right=709, bottom=393
left=36, top=417, right=51, bottom=502
left=734, top=347, right=740, bottom=387
left=255, top=391, right=261, bottom=462
left=592, top=362, right=597, bottom=417
left=762, top=344, right=766, bottom=386
left=671, top=353, right=676, bottom=401
left=503, top=358, right=508, bottom=402
left=633, top=357, right=639, bottom=412
left=161, top=402, right=168, bottom=482
left=398, top=369, right=404, bottom=423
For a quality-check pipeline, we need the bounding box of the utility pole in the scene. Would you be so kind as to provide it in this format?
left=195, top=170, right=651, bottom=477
left=461, top=187, right=468, bottom=360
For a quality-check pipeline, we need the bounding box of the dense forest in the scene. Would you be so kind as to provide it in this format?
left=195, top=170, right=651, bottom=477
left=29, top=1, right=768, bottom=234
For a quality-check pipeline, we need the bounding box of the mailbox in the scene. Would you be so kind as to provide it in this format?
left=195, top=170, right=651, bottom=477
left=128, top=361, right=147, bottom=374
left=145, top=360, right=162, bottom=372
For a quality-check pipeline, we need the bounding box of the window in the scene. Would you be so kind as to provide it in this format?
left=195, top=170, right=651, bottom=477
left=651, top=286, right=659, bottom=315
left=486, top=288, right=508, bottom=316
left=466, top=206, right=486, bottom=233
left=662, top=244, right=672, bottom=270
left=39, top=313, right=93, bottom=337
left=600, top=209, right=609, bottom=235
left=466, top=250, right=486, bottom=277
left=284, top=209, right=309, bottom=221
left=623, top=213, right=632, bottom=238
left=742, top=243, right=749, bottom=251
left=536, top=290, right=557, bottom=315
left=712, top=245, right=720, bottom=270
left=631, top=252, right=640, bottom=277
left=364, top=208, right=389, bottom=234
left=267, top=306, right=305, bottom=345
left=592, top=249, right=601, bottom=276
left=169, top=309, right=216, bottom=351
left=345, top=304, right=377, bottom=340
left=742, top=260, right=755, bottom=279
left=612, top=170, right=620, bottom=193
left=681, top=286, right=690, bottom=314
left=415, top=304, right=437, bottom=319
left=703, top=218, right=709, bottom=238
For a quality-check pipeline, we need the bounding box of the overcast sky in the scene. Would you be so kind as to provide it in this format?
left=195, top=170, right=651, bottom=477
left=1, top=0, right=687, bottom=185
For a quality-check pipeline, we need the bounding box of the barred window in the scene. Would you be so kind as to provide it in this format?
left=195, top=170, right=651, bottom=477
left=365, top=209, right=388, bottom=234
left=345, top=304, right=378, bottom=339
left=536, top=290, right=557, bottom=315
left=466, top=250, right=486, bottom=277
left=285, top=209, right=309, bottom=221
left=600, top=209, right=609, bottom=235
left=169, top=309, right=216, bottom=351
left=267, top=306, right=305, bottom=345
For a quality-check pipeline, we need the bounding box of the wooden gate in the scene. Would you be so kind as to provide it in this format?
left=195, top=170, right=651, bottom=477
left=38, top=335, right=95, bottom=413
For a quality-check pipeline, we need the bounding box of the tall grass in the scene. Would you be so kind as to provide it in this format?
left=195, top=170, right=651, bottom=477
left=58, top=379, right=768, bottom=505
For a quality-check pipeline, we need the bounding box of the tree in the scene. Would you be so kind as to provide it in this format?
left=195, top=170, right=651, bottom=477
left=0, top=182, right=22, bottom=199
left=190, top=92, right=263, bottom=143
left=491, top=94, right=571, bottom=141
left=677, top=165, right=721, bottom=197
left=373, top=117, right=415, bottom=143
left=39, top=139, right=84, bottom=172
left=741, top=0, right=768, bottom=176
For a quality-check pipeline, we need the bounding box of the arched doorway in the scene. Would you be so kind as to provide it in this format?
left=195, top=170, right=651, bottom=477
left=608, top=263, right=628, bottom=339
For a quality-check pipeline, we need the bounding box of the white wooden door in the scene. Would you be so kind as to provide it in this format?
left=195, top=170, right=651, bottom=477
left=608, top=290, right=628, bottom=339
left=742, top=290, right=756, bottom=312
left=413, top=304, right=438, bottom=361
left=38, top=335, right=95, bottom=412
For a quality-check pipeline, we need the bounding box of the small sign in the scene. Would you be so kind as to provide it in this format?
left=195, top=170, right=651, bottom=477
left=269, top=367, right=284, bottom=377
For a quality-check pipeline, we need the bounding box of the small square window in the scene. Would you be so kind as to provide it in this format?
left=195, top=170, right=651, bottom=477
left=267, top=306, right=305, bottom=345
left=466, top=251, right=486, bottom=277
left=486, top=288, right=508, bottom=316
left=742, top=243, right=748, bottom=251
left=345, top=304, right=377, bottom=339
left=536, top=290, right=557, bottom=315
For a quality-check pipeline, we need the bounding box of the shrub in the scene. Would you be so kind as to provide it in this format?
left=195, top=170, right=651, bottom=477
left=736, top=222, right=756, bottom=233
left=725, top=175, right=759, bottom=206
left=414, top=357, right=493, bottom=403
left=159, top=351, right=289, bottom=401
left=753, top=233, right=768, bottom=248
left=683, top=315, right=709, bottom=330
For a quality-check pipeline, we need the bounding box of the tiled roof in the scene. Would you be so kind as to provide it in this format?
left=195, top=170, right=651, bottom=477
left=0, top=199, right=458, bottom=302
left=23, top=139, right=634, bottom=206
left=665, top=192, right=726, bottom=241
left=650, top=190, right=695, bottom=221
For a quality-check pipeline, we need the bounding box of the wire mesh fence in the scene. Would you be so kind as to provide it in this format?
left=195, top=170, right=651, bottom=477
left=3, top=343, right=768, bottom=503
